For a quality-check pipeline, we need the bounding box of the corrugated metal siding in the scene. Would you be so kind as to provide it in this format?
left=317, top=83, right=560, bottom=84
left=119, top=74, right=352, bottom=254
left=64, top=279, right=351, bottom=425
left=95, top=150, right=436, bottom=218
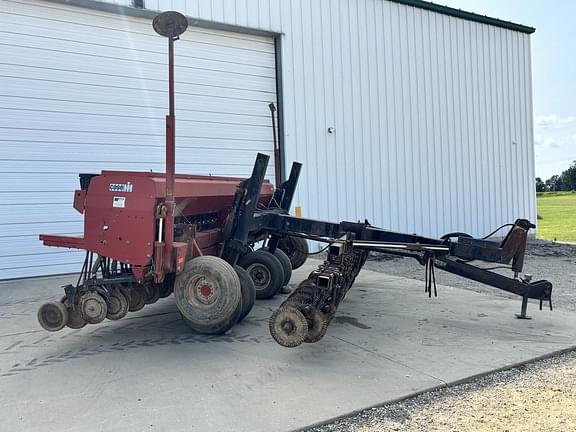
left=1, top=0, right=535, bottom=278
left=0, top=0, right=276, bottom=278
left=123, top=0, right=535, bottom=237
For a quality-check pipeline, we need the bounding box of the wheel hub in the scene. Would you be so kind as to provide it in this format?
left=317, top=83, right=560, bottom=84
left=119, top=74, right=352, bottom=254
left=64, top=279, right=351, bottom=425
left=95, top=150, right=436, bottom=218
left=248, top=264, right=270, bottom=288
left=281, top=320, right=294, bottom=333
left=85, top=299, right=103, bottom=318
left=189, top=277, right=217, bottom=305
left=41, top=306, right=61, bottom=327
left=199, top=283, right=212, bottom=298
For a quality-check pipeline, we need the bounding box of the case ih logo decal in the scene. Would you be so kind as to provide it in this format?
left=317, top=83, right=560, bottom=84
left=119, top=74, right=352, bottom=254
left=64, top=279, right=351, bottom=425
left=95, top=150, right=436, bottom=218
left=109, top=182, right=133, bottom=193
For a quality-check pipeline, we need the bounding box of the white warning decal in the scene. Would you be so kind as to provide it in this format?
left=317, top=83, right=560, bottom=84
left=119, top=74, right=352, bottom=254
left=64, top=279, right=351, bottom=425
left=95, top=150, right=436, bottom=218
left=113, top=196, right=126, bottom=208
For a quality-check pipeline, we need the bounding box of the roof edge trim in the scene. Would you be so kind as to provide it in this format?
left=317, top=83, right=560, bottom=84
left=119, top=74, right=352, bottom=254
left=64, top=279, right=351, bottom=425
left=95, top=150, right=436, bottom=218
left=389, top=0, right=535, bottom=34
left=41, top=0, right=280, bottom=37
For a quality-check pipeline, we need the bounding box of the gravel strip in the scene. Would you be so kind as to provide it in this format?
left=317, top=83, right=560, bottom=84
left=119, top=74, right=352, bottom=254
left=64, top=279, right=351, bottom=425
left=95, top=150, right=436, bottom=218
left=305, top=350, right=576, bottom=432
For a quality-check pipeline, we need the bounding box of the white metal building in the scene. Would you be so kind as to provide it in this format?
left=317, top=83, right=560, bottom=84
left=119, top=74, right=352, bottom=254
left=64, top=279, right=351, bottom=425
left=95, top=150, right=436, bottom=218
left=0, top=0, right=536, bottom=279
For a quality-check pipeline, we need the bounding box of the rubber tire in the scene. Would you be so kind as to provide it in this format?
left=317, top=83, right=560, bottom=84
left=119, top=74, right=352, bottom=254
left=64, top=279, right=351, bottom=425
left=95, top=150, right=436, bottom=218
left=38, top=301, right=68, bottom=332
left=238, top=250, right=285, bottom=300
left=261, top=247, right=292, bottom=286
left=106, top=290, right=129, bottom=320
left=66, top=306, right=87, bottom=329
left=234, top=265, right=256, bottom=322
left=127, top=285, right=146, bottom=312
left=79, top=292, right=108, bottom=325
left=278, top=236, right=309, bottom=270
left=144, top=282, right=160, bottom=305
left=174, top=256, right=241, bottom=335
left=159, top=273, right=175, bottom=298
left=61, top=295, right=87, bottom=329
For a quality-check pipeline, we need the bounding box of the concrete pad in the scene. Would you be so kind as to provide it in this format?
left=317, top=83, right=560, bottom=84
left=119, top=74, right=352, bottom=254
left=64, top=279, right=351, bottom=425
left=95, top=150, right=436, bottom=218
left=1, top=263, right=575, bottom=432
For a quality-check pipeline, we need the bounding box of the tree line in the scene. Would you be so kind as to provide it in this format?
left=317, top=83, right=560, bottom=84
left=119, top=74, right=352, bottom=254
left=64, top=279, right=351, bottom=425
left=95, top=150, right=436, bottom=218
left=536, top=160, right=576, bottom=192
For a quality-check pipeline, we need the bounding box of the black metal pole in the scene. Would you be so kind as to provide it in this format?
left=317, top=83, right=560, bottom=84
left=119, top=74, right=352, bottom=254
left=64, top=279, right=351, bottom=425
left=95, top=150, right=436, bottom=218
left=164, top=36, right=176, bottom=269
left=269, top=102, right=281, bottom=187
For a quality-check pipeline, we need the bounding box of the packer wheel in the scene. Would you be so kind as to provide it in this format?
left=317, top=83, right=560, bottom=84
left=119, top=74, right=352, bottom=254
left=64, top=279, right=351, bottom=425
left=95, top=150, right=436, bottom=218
left=269, top=305, right=308, bottom=348
left=127, top=285, right=146, bottom=312
left=38, top=301, right=68, bottom=332
left=159, top=273, right=175, bottom=298
left=61, top=295, right=87, bottom=329
left=106, top=290, right=129, bottom=320
left=144, top=282, right=161, bottom=305
left=238, top=250, right=284, bottom=299
left=174, top=256, right=241, bottom=334
left=66, top=306, right=87, bottom=329
left=304, top=310, right=328, bottom=343
left=79, top=292, right=108, bottom=324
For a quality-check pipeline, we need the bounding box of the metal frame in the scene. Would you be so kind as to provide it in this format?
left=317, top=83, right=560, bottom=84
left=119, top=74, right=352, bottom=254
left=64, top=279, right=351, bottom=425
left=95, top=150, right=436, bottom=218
left=220, top=155, right=553, bottom=325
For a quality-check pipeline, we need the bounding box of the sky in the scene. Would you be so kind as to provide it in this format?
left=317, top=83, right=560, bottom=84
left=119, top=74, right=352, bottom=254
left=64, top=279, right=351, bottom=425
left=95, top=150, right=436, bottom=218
left=441, top=0, right=576, bottom=180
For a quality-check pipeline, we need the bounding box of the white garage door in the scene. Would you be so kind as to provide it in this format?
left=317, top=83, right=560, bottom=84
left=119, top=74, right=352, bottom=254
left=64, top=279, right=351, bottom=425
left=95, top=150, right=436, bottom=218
left=0, top=0, right=277, bottom=279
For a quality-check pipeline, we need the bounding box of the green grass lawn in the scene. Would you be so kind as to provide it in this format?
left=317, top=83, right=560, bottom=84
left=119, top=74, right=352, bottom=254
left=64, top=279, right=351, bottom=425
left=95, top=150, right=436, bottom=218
left=536, top=192, right=576, bottom=242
